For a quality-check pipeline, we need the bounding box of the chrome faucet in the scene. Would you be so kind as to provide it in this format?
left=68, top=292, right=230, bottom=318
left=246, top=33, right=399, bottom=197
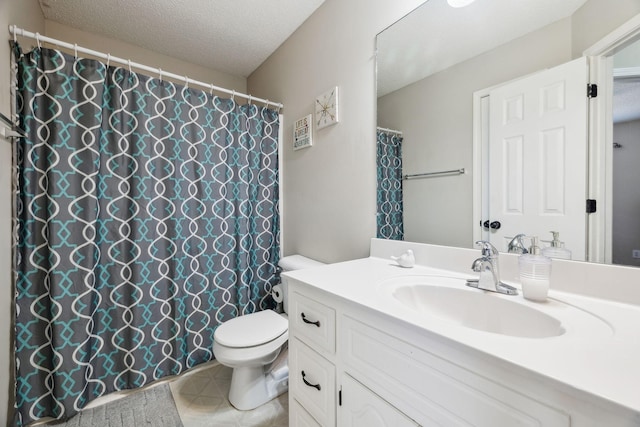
left=466, top=240, right=517, bottom=295
left=508, top=234, right=529, bottom=254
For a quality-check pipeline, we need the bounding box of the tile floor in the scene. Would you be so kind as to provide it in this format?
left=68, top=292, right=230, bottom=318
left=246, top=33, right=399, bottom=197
left=169, top=361, right=289, bottom=427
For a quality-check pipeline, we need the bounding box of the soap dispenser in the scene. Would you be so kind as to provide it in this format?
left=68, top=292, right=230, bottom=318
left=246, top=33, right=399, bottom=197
left=541, top=231, right=572, bottom=260
left=518, top=237, right=552, bottom=302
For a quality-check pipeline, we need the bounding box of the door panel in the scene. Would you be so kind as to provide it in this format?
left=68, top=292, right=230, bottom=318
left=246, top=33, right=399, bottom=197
left=488, top=56, right=588, bottom=260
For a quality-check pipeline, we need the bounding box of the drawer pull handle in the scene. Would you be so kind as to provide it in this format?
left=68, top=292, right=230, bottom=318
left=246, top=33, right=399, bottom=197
left=301, top=371, right=321, bottom=391
left=301, top=312, right=321, bottom=327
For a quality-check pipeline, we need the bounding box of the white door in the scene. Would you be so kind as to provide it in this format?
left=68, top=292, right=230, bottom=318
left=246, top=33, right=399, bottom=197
left=339, top=374, right=418, bottom=427
left=487, top=56, right=589, bottom=260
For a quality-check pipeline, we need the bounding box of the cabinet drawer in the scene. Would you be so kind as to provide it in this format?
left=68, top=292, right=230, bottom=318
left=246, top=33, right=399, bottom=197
left=341, top=315, right=570, bottom=427
left=291, top=291, right=336, bottom=355
left=290, top=338, right=336, bottom=426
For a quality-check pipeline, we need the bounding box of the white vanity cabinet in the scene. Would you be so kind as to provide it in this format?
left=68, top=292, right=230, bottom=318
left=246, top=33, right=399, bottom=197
left=340, top=313, right=569, bottom=426
left=287, top=277, right=640, bottom=427
left=289, top=286, right=422, bottom=427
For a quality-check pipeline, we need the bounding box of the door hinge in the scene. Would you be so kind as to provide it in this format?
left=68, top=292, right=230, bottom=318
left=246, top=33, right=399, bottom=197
left=587, top=83, right=598, bottom=98
left=338, top=388, right=342, bottom=406
left=586, top=199, right=597, bottom=213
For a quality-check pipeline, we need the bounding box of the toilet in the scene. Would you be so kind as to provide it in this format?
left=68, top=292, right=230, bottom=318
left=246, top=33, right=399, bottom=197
left=212, top=254, right=325, bottom=410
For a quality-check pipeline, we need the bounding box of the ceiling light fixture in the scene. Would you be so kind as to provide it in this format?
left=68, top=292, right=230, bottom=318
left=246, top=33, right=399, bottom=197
left=447, top=0, right=476, bottom=8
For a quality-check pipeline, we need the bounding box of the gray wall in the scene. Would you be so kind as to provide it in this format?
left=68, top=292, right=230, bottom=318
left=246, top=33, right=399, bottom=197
left=248, top=0, right=425, bottom=263
left=612, top=119, right=640, bottom=267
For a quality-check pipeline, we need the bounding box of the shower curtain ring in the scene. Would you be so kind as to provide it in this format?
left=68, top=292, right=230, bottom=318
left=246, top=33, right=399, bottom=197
left=158, top=68, right=163, bottom=81
left=231, top=90, right=236, bottom=102
left=128, top=59, right=132, bottom=73
left=248, top=95, right=252, bottom=105
left=184, top=75, right=189, bottom=88
left=209, top=84, right=215, bottom=96
left=12, top=26, right=17, bottom=43
left=106, top=53, right=111, bottom=68
left=74, top=43, right=78, bottom=60
left=35, top=32, right=41, bottom=49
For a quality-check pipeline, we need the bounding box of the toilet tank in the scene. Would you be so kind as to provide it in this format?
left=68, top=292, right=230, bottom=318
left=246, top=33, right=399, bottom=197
left=278, top=255, right=325, bottom=313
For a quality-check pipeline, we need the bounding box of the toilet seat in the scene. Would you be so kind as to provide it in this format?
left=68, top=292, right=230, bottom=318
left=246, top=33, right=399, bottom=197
left=214, top=310, right=288, bottom=348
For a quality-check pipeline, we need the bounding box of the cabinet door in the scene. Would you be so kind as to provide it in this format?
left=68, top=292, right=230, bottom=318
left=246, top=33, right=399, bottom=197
left=340, top=374, right=418, bottom=427
left=341, top=315, right=570, bottom=427
left=292, top=400, right=322, bottom=427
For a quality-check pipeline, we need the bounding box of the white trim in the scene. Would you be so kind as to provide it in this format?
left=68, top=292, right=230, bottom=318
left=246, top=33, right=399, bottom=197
left=613, top=66, right=640, bottom=78
left=586, top=55, right=611, bottom=264
left=584, top=13, right=640, bottom=57
left=584, top=12, right=640, bottom=264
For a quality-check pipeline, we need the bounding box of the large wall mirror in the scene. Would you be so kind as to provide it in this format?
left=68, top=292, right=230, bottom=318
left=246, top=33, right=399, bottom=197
left=376, top=0, right=640, bottom=267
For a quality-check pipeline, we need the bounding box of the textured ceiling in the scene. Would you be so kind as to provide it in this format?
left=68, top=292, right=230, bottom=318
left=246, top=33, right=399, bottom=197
left=376, top=0, right=589, bottom=97
left=38, top=0, right=325, bottom=78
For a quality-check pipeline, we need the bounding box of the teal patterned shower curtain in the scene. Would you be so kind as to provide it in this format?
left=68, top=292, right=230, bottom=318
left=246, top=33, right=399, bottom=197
left=376, top=129, right=404, bottom=240
left=12, top=44, right=280, bottom=425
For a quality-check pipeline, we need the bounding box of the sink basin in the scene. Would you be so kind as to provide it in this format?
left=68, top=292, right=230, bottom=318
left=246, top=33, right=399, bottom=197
left=384, top=276, right=565, bottom=338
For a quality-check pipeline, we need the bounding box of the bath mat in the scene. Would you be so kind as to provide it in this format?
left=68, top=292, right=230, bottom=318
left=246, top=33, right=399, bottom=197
left=45, top=383, right=183, bottom=427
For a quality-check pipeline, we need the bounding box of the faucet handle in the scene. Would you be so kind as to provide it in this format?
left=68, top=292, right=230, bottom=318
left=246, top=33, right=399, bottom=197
left=475, top=240, right=499, bottom=257
left=507, top=234, right=529, bottom=254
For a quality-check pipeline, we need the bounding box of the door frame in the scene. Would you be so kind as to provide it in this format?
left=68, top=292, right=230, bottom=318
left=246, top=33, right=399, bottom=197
left=584, top=13, right=640, bottom=263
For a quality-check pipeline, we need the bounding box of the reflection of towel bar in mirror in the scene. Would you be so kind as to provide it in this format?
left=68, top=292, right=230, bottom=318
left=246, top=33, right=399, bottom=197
left=403, top=168, right=465, bottom=181
left=0, top=112, right=25, bottom=139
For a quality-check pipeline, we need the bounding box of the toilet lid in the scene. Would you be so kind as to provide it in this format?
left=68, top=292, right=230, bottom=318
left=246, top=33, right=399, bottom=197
left=214, top=310, right=288, bottom=348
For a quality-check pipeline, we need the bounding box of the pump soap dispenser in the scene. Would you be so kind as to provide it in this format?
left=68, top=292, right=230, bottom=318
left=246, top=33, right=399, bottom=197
left=541, top=231, right=572, bottom=260
left=518, top=237, right=552, bottom=302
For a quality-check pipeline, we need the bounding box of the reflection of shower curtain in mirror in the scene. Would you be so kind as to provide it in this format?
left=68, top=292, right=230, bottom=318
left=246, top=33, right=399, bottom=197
left=376, top=130, right=404, bottom=240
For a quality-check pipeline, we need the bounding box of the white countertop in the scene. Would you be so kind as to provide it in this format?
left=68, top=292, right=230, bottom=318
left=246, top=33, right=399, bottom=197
left=284, top=255, right=640, bottom=414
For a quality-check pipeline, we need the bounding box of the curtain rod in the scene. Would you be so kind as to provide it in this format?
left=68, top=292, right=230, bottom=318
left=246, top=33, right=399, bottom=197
left=9, top=25, right=284, bottom=110
left=377, top=126, right=403, bottom=135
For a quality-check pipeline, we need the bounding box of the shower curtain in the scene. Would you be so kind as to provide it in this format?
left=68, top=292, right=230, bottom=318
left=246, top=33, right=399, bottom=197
left=12, top=44, right=280, bottom=425
left=376, top=129, right=404, bottom=240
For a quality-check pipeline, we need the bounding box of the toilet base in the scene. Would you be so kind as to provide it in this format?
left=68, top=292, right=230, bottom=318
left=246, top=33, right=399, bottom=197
left=228, top=361, right=289, bottom=410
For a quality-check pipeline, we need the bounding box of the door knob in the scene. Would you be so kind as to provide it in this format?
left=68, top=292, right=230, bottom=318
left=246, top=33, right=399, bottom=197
left=490, top=221, right=501, bottom=230
left=483, top=220, right=490, bottom=229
